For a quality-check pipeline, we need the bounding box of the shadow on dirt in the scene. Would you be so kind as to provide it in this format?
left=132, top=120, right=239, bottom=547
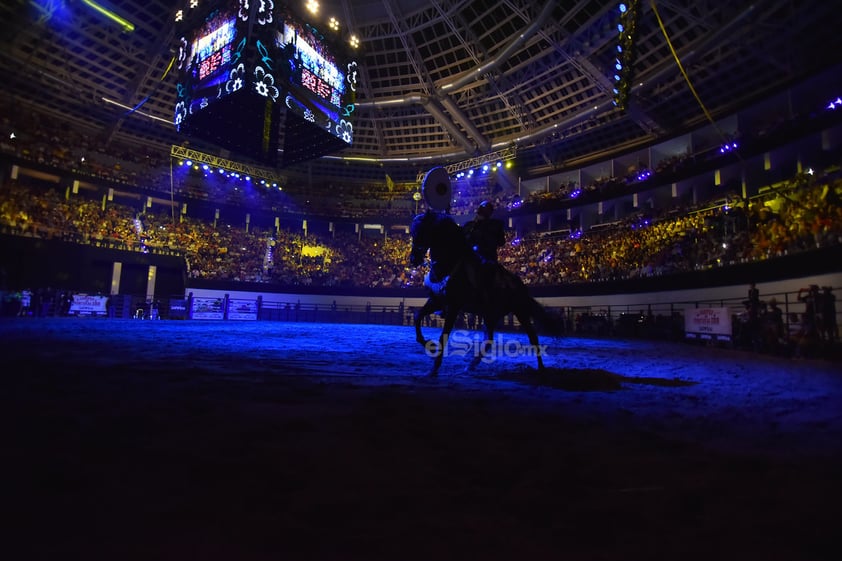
left=479, top=366, right=698, bottom=391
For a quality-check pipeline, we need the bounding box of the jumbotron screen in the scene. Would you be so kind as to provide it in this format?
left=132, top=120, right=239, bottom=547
left=173, top=0, right=357, bottom=166
left=275, top=9, right=355, bottom=164
left=184, top=5, right=238, bottom=113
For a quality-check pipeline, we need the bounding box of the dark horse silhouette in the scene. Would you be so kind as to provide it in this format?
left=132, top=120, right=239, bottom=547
left=409, top=209, right=562, bottom=376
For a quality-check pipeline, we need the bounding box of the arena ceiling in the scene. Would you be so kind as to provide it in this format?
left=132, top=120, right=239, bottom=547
left=0, top=0, right=840, bottom=184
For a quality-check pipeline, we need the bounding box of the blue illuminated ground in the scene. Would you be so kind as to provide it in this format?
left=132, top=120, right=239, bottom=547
left=2, top=318, right=840, bottom=560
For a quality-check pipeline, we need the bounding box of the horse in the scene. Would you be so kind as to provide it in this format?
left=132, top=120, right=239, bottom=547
left=409, top=209, right=563, bottom=376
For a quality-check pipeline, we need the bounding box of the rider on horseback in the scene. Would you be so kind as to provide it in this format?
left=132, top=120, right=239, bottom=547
left=409, top=167, right=473, bottom=299
left=463, top=200, right=506, bottom=295
left=463, top=200, right=506, bottom=264
left=410, top=170, right=512, bottom=306
left=409, top=171, right=557, bottom=375
left=409, top=208, right=467, bottom=296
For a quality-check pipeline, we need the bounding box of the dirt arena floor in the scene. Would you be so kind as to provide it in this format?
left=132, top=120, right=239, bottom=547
left=2, top=317, right=841, bottom=561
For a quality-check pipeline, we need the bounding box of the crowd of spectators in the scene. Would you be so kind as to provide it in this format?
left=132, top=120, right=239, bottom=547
left=2, top=93, right=841, bottom=293
left=519, top=144, right=723, bottom=210
left=2, top=169, right=840, bottom=290
left=499, top=172, right=842, bottom=285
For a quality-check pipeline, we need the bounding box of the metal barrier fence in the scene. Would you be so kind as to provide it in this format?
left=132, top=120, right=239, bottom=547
left=3, top=286, right=838, bottom=359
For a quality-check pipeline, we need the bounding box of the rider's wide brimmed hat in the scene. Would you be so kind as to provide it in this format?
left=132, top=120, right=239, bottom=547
left=421, top=167, right=452, bottom=211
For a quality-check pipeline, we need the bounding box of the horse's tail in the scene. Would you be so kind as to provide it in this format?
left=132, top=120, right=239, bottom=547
left=529, top=297, right=566, bottom=336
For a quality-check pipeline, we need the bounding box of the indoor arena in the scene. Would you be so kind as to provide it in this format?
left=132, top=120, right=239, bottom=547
left=2, top=0, right=841, bottom=559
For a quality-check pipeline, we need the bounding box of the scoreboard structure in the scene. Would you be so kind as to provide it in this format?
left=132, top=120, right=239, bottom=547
left=173, top=0, right=358, bottom=167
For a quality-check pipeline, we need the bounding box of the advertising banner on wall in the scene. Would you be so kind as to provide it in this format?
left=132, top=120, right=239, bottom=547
left=684, top=307, right=733, bottom=341
left=192, top=297, right=225, bottom=320
left=169, top=299, right=188, bottom=319
left=69, top=294, right=108, bottom=316
left=227, top=299, right=258, bottom=320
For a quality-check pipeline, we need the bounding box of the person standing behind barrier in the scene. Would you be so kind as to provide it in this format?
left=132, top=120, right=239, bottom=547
left=742, top=282, right=762, bottom=347
left=463, top=200, right=505, bottom=264
left=17, top=288, right=31, bottom=317
left=820, top=286, right=838, bottom=342
left=794, top=285, right=822, bottom=357
left=798, top=285, right=821, bottom=333
left=763, top=297, right=786, bottom=354
left=746, top=282, right=761, bottom=320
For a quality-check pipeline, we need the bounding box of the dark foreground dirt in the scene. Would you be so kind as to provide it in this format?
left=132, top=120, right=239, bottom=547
left=2, top=318, right=841, bottom=560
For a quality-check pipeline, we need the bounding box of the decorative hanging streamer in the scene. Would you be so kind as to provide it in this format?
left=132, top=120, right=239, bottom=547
left=160, top=55, right=176, bottom=81
left=649, top=0, right=732, bottom=146
left=124, top=56, right=176, bottom=116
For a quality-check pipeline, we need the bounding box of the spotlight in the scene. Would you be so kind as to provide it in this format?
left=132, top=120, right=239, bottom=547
left=719, top=141, right=739, bottom=154
left=611, top=0, right=641, bottom=111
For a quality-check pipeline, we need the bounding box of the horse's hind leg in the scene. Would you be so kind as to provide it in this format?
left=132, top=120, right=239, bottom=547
left=467, top=322, right=495, bottom=371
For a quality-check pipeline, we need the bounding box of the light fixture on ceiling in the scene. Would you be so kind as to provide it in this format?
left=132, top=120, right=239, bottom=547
left=611, top=1, right=641, bottom=111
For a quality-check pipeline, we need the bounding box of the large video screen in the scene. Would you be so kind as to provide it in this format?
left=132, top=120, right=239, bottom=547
left=191, top=12, right=236, bottom=90
left=175, top=0, right=244, bottom=122
left=172, top=0, right=357, bottom=166
left=275, top=10, right=355, bottom=149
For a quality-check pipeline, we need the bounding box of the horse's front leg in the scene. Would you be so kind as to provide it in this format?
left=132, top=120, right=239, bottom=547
left=428, top=308, right=459, bottom=377
left=521, top=319, right=546, bottom=371
left=414, top=297, right=438, bottom=346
